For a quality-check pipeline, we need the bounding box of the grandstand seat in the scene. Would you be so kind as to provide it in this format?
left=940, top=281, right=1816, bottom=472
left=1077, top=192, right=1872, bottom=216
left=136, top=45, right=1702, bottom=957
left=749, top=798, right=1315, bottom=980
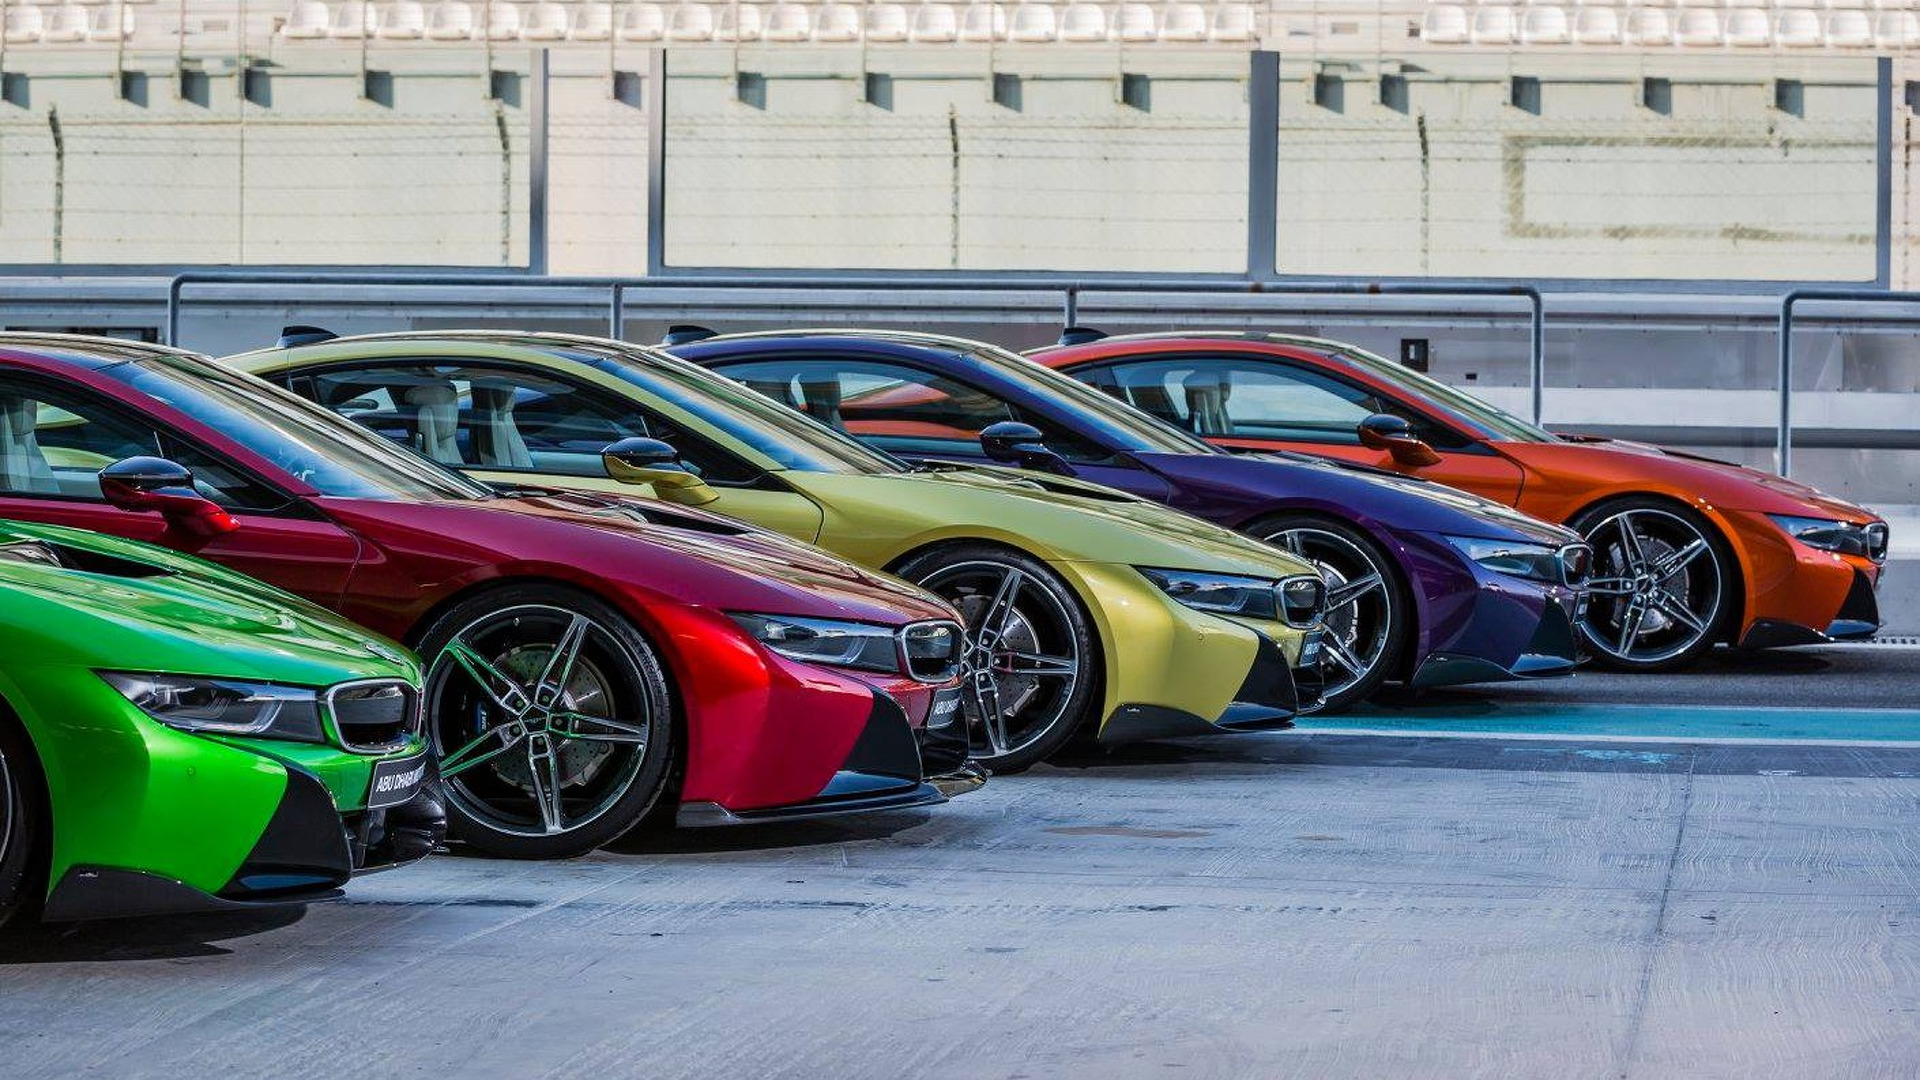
left=1673, top=6, right=1720, bottom=43
left=1875, top=8, right=1920, bottom=43
left=425, top=0, right=474, bottom=36
left=867, top=3, right=910, bottom=38
left=42, top=4, right=86, bottom=40
left=482, top=1, right=520, bottom=37
left=814, top=2, right=861, bottom=39
left=1469, top=3, right=1515, bottom=42
left=1159, top=1, right=1208, bottom=38
left=328, top=0, right=375, bottom=35
left=519, top=0, right=566, bottom=36
left=1114, top=1, right=1156, bottom=38
left=1519, top=4, right=1568, bottom=40
left=1210, top=1, right=1256, bottom=39
left=1011, top=2, right=1057, bottom=39
left=1571, top=5, right=1618, bottom=40
left=1420, top=3, right=1470, bottom=41
left=377, top=0, right=427, bottom=36
left=1624, top=6, right=1672, bottom=41
left=1826, top=7, right=1872, bottom=40
left=959, top=1, right=1007, bottom=38
left=568, top=1, right=611, bottom=37
left=618, top=1, right=665, bottom=38
left=1773, top=0, right=1819, bottom=8
left=1723, top=7, right=1768, bottom=41
left=1774, top=6, right=1821, bottom=39
left=86, top=3, right=132, bottom=38
left=1059, top=1, right=1104, bottom=38
left=713, top=2, right=762, bottom=39
left=1824, top=0, right=1870, bottom=10
left=762, top=1, right=808, bottom=38
left=911, top=1, right=959, bottom=38
left=281, top=0, right=329, bottom=36
left=1721, top=0, right=1765, bottom=9
left=666, top=0, right=713, bottom=37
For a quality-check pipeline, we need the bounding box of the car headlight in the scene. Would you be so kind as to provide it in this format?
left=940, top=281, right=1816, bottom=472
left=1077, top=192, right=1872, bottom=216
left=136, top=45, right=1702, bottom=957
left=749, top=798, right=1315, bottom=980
left=1138, top=568, right=1324, bottom=629
left=1446, top=536, right=1588, bottom=585
left=99, top=672, right=326, bottom=743
left=1768, top=515, right=1888, bottom=562
left=729, top=613, right=907, bottom=675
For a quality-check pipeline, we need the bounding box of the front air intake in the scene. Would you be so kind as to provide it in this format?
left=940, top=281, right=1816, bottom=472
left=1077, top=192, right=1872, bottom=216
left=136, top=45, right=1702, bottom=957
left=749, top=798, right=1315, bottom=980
left=324, top=679, right=421, bottom=754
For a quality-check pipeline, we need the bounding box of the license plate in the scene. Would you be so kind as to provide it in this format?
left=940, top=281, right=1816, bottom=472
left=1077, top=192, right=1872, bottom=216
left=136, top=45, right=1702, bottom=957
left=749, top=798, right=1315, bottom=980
left=366, top=752, right=431, bottom=810
left=927, top=687, right=965, bottom=731
left=1298, top=631, right=1325, bottom=668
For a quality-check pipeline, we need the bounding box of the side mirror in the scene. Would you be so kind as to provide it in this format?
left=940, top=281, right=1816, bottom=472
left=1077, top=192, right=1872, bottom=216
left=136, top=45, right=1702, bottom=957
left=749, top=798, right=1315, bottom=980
left=979, top=421, right=1074, bottom=476
left=98, top=457, right=239, bottom=538
left=1356, top=413, right=1441, bottom=468
left=601, top=437, right=719, bottom=506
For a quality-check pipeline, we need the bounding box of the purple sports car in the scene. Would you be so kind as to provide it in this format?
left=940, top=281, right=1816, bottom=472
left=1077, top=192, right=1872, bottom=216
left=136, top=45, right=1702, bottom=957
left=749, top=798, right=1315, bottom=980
left=670, top=328, right=1594, bottom=711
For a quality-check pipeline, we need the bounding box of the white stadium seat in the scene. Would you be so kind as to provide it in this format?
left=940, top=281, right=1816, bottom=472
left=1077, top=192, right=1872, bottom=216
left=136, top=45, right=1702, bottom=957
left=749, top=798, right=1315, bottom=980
left=814, top=2, right=861, bottom=39
left=1774, top=0, right=1819, bottom=8
left=911, top=1, right=958, bottom=39
left=1060, top=1, right=1104, bottom=38
left=520, top=0, right=567, bottom=37
left=569, top=2, right=612, bottom=38
left=866, top=3, right=910, bottom=38
left=42, top=4, right=86, bottom=40
left=1876, top=8, right=1920, bottom=44
left=4, top=4, right=43, bottom=40
left=426, top=0, right=474, bottom=36
left=377, top=0, right=427, bottom=37
left=1520, top=4, right=1569, bottom=41
left=1774, top=6, right=1821, bottom=39
left=712, top=2, right=761, bottom=39
left=1011, top=2, right=1056, bottom=39
left=281, top=0, right=329, bottom=36
left=1724, top=7, right=1768, bottom=42
left=1470, top=3, right=1515, bottom=42
left=1421, top=3, right=1470, bottom=41
left=1159, top=1, right=1207, bottom=39
left=1572, top=5, right=1619, bottom=41
left=959, top=1, right=1007, bottom=38
left=618, top=2, right=665, bottom=38
left=1210, top=1, right=1256, bottom=40
left=482, top=1, right=520, bottom=37
left=1826, top=7, right=1872, bottom=40
left=762, top=1, right=808, bottom=38
left=86, top=4, right=132, bottom=38
left=1674, top=6, right=1720, bottom=43
left=1825, top=0, right=1870, bottom=10
left=331, top=0, right=376, bottom=36
left=1625, top=6, right=1672, bottom=42
left=667, top=0, right=713, bottom=37
left=1114, top=1, right=1156, bottom=39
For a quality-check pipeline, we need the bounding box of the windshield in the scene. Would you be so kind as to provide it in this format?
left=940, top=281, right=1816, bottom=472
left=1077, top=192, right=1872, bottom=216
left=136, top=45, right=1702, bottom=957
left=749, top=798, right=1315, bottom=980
left=100, top=352, right=496, bottom=501
left=1330, top=344, right=1557, bottom=443
left=966, top=343, right=1222, bottom=455
left=584, top=347, right=912, bottom=475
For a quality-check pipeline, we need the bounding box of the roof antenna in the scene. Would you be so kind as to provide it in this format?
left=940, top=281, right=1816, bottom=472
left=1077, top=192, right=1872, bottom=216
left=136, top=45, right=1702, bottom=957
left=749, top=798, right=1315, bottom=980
left=1057, top=326, right=1108, bottom=347
left=661, top=325, right=717, bottom=346
left=277, top=325, right=337, bottom=348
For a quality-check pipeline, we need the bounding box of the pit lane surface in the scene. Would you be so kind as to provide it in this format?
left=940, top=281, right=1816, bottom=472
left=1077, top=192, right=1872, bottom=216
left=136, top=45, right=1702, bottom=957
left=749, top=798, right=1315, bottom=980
left=3, top=645, right=1917, bottom=1080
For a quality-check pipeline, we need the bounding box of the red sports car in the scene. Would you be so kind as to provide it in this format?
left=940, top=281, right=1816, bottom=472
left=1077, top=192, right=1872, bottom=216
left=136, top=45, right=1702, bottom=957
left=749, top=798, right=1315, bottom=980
left=1034, top=331, right=1889, bottom=672
left=0, top=334, right=977, bottom=858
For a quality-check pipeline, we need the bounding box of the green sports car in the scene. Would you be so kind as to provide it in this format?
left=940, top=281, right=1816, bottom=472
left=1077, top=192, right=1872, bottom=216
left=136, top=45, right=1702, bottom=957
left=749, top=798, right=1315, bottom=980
left=234, top=330, right=1331, bottom=773
left=0, top=519, right=443, bottom=925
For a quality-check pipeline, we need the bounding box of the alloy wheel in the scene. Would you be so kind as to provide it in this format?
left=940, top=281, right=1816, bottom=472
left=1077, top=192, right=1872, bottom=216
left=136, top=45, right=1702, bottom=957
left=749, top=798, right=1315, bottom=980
left=427, top=604, right=660, bottom=840
left=1262, top=526, right=1394, bottom=703
left=1579, top=508, right=1722, bottom=665
left=917, top=560, right=1082, bottom=762
left=0, top=744, right=12, bottom=877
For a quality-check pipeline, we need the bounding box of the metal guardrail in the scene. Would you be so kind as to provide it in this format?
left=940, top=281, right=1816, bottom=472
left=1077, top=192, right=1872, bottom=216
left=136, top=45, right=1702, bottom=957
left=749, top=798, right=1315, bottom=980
left=167, top=271, right=1550, bottom=422
left=1777, top=288, right=1920, bottom=478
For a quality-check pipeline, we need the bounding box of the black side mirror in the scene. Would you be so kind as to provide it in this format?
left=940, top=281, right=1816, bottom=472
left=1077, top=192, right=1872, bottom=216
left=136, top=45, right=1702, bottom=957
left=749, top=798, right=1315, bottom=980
left=979, top=421, right=1073, bottom=476
left=1356, top=413, right=1441, bottom=468
left=602, top=437, right=681, bottom=471
left=98, top=457, right=238, bottom=537
left=601, top=437, right=719, bottom=506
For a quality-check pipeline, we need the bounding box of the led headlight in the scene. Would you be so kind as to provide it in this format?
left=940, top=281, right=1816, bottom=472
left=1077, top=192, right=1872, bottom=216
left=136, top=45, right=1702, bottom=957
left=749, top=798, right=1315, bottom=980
left=1138, top=567, right=1319, bottom=627
left=1768, top=515, right=1888, bottom=563
left=99, top=672, right=326, bottom=743
left=729, top=613, right=904, bottom=674
left=1445, top=536, right=1572, bottom=584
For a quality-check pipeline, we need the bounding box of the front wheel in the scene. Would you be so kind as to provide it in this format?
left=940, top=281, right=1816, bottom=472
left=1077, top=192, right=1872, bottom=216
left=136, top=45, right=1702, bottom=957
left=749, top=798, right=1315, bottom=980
left=893, top=546, right=1099, bottom=774
left=0, top=715, right=42, bottom=930
left=1251, top=515, right=1408, bottom=712
left=1570, top=498, right=1734, bottom=672
left=416, top=585, right=675, bottom=859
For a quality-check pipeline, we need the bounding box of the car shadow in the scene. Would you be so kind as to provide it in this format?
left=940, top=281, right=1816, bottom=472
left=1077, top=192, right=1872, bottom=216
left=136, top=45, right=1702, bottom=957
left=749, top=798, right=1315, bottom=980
left=606, top=809, right=947, bottom=855
left=0, top=905, right=308, bottom=964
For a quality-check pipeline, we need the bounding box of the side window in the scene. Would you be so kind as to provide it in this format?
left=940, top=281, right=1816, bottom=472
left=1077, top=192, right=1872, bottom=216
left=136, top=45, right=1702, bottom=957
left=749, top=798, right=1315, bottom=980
left=299, top=363, right=760, bottom=484
left=0, top=377, right=281, bottom=508
left=719, top=358, right=1109, bottom=463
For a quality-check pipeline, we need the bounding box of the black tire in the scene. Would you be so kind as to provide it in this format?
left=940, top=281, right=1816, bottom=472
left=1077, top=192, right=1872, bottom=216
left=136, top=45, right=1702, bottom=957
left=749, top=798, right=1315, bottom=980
left=893, top=545, right=1100, bottom=774
left=414, top=584, right=675, bottom=859
left=1246, top=513, right=1409, bottom=712
left=1569, top=496, right=1737, bottom=673
left=0, top=712, right=44, bottom=931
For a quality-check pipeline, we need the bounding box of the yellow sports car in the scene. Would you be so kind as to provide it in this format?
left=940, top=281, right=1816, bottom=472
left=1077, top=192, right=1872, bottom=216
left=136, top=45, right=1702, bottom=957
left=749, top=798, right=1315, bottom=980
left=234, top=330, right=1330, bottom=772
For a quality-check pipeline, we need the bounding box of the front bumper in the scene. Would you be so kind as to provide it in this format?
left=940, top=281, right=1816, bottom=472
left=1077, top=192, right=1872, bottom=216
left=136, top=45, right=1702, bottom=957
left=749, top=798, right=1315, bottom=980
left=1412, top=586, right=1585, bottom=688
left=1739, top=567, right=1883, bottom=648
left=1098, top=635, right=1307, bottom=744
left=1408, top=539, right=1587, bottom=689
left=677, top=691, right=980, bottom=827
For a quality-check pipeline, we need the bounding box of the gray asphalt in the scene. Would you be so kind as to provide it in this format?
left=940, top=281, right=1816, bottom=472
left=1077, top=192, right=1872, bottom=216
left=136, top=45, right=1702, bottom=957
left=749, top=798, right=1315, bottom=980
left=4, top=653, right=1920, bottom=1079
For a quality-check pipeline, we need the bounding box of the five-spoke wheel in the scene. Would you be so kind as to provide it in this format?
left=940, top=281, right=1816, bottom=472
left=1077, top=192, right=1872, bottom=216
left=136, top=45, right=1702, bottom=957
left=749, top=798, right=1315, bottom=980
left=417, top=587, right=673, bottom=859
left=895, top=546, right=1097, bottom=773
left=1254, top=516, right=1404, bottom=711
left=1571, top=499, right=1730, bottom=671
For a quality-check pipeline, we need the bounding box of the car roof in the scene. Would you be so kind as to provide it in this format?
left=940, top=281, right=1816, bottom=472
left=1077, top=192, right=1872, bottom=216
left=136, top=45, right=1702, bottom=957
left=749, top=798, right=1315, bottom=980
left=0, top=332, right=206, bottom=372
left=232, top=329, right=689, bottom=366
left=1035, top=330, right=1355, bottom=359
left=680, top=328, right=986, bottom=357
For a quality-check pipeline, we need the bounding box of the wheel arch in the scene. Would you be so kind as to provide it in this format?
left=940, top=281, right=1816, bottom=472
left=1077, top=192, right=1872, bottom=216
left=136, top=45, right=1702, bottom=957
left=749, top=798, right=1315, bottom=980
left=0, top=690, right=52, bottom=918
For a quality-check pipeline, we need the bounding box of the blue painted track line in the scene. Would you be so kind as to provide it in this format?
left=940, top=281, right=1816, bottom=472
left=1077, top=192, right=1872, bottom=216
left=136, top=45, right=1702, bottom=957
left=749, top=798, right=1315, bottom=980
left=1299, top=703, right=1920, bottom=747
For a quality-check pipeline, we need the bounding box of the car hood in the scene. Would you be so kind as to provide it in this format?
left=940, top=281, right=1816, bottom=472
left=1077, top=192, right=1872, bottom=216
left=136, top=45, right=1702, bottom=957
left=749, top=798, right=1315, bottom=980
left=1524, top=436, right=1882, bottom=521
left=323, top=486, right=958, bottom=626
left=0, top=519, right=419, bottom=686
left=1135, top=451, right=1582, bottom=547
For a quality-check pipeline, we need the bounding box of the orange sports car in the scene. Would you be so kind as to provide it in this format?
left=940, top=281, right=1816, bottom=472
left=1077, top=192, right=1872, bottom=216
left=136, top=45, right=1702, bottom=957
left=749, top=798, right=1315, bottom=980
left=1032, top=331, right=1889, bottom=673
